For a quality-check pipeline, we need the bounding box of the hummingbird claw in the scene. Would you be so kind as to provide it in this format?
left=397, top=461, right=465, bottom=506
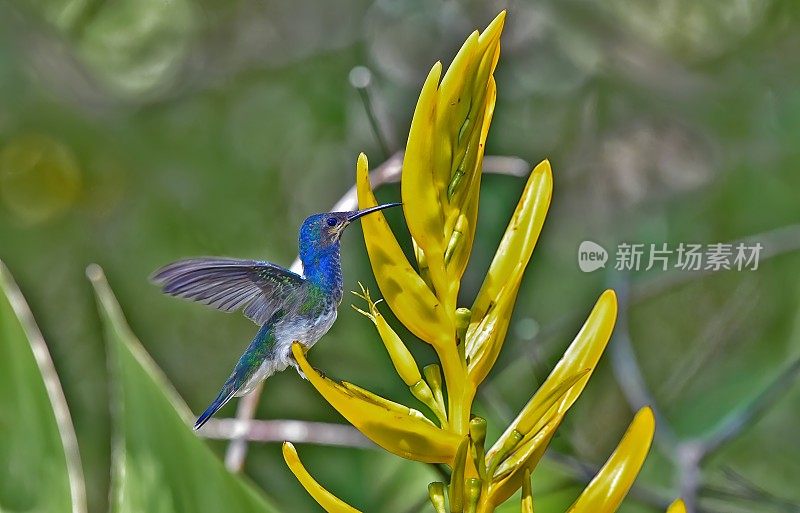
left=288, top=356, right=304, bottom=379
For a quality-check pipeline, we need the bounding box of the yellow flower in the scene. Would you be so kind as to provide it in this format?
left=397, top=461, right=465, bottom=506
left=283, top=10, right=657, bottom=512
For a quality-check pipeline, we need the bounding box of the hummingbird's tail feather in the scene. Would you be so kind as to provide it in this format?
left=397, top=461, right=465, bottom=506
left=194, top=323, right=277, bottom=430
left=194, top=381, right=237, bottom=430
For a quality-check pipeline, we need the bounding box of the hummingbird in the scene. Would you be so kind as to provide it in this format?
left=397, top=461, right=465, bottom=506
left=151, top=203, right=401, bottom=430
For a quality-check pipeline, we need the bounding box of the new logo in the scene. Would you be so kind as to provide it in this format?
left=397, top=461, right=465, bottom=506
left=578, top=241, right=608, bottom=273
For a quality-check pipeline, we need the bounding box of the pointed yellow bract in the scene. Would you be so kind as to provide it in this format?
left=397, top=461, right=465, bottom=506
left=466, top=159, right=553, bottom=387
left=291, top=343, right=460, bottom=463
left=487, top=290, right=618, bottom=464
left=401, top=62, right=448, bottom=305
left=286, top=11, right=656, bottom=513
left=566, top=408, right=656, bottom=513
left=666, top=499, right=687, bottom=513
left=282, top=442, right=362, bottom=513
left=356, top=153, right=453, bottom=348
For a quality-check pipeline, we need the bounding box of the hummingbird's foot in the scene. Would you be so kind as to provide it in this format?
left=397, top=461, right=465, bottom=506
left=289, top=356, right=327, bottom=380
left=289, top=354, right=308, bottom=380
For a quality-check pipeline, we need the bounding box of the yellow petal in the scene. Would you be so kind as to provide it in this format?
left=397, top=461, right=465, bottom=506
left=292, top=343, right=460, bottom=463
left=487, top=290, right=617, bottom=462
left=666, top=499, right=687, bottom=513
left=466, top=160, right=553, bottom=386
left=566, top=407, right=656, bottom=513
left=338, top=381, right=434, bottom=425
left=356, top=153, right=453, bottom=347
left=401, top=62, right=449, bottom=304
left=282, top=442, right=362, bottom=513
left=481, top=369, right=588, bottom=497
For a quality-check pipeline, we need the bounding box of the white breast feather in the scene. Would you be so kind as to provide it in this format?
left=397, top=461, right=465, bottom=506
left=236, top=309, right=338, bottom=395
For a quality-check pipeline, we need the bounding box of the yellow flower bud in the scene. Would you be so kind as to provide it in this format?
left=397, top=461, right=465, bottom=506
left=465, top=478, right=482, bottom=513
left=423, top=364, right=446, bottom=413
left=469, top=416, right=488, bottom=479
left=449, top=436, right=471, bottom=513
left=352, top=285, right=422, bottom=386
left=429, top=482, right=448, bottom=513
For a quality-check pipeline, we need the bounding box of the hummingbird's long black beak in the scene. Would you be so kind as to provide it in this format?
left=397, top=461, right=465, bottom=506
left=346, top=202, right=402, bottom=222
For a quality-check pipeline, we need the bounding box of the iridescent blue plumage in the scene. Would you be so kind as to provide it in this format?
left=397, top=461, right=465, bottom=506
left=152, top=203, right=401, bottom=429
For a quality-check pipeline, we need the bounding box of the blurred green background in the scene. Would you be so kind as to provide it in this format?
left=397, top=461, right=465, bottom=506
left=1, top=0, right=799, bottom=512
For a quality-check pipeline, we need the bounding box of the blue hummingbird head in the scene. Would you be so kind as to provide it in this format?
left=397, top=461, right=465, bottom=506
left=298, top=203, right=402, bottom=262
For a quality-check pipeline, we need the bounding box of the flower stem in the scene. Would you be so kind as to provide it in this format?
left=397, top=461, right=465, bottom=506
left=437, top=341, right=469, bottom=435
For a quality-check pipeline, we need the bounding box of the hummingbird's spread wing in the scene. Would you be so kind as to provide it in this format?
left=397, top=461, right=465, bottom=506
left=151, top=257, right=306, bottom=325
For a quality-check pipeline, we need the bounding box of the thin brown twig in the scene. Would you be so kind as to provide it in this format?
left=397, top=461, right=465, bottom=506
left=204, top=418, right=373, bottom=448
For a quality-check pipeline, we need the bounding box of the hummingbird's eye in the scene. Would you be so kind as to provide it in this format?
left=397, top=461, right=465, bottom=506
left=326, top=217, right=338, bottom=227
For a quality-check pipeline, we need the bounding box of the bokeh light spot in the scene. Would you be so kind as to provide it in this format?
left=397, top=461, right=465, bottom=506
left=0, top=134, right=82, bottom=224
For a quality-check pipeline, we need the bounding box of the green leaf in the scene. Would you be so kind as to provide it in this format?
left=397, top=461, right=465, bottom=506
left=0, top=260, right=86, bottom=513
left=86, top=264, right=278, bottom=513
